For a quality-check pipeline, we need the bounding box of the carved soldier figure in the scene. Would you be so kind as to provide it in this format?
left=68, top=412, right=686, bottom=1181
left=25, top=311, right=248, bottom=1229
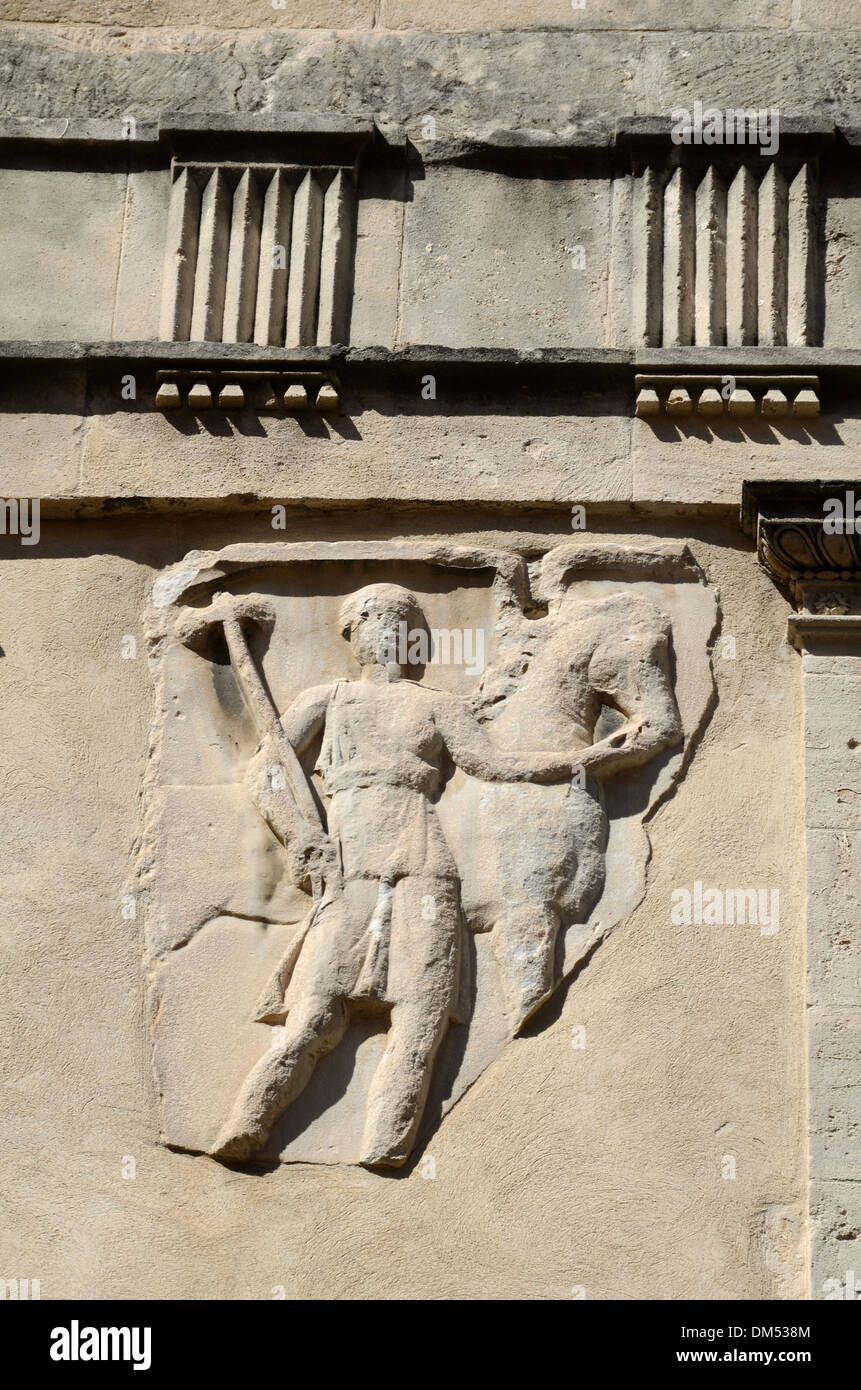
left=212, top=577, right=683, bottom=1168
left=212, top=582, right=591, bottom=1168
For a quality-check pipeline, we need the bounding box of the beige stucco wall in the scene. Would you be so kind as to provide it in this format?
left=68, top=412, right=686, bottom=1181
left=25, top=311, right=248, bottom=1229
left=0, top=509, right=806, bottom=1298
left=3, top=0, right=860, bottom=1303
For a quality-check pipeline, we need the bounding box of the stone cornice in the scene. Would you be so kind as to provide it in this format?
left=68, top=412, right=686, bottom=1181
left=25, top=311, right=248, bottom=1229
left=742, top=480, right=861, bottom=647
left=0, top=113, right=391, bottom=153
left=742, top=481, right=861, bottom=579
left=786, top=612, right=861, bottom=650
left=2, top=341, right=861, bottom=377
left=0, top=113, right=848, bottom=166
left=1, top=344, right=859, bottom=415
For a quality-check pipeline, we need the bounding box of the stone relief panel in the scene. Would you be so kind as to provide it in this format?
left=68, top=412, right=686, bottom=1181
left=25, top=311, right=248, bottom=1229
left=138, top=539, right=717, bottom=1167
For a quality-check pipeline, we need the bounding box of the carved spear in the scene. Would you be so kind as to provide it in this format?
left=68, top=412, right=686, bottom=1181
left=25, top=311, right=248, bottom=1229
left=174, top=590, right=326, bottom=899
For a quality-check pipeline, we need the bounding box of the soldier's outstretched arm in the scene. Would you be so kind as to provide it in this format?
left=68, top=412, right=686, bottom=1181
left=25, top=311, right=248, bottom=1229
left=435, top=693, right=582, bottom=783
left=579, top=620, right=683, bottom=779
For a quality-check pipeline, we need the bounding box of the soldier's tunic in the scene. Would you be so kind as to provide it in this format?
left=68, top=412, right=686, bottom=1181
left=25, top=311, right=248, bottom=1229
left=277, top=679, right=464, bottom=1018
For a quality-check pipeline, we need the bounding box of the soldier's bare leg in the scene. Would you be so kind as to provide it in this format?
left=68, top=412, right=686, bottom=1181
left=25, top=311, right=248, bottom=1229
left=359, top=997, right=450, bottom=1167
left=360, top=877, right=458, bottom=1167
left=212, top=991, right=347, bottom=1161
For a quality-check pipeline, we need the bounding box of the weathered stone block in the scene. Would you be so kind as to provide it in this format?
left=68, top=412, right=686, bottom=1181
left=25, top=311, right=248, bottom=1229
left=0, top=168, right=126, bottom=339
left=399, top=168, right=611, bottom=349
left=80, top=389, right=632, bottom=502
left=809, top=1009, right=861, bottom=1181
left=0, top=370, right=86, bottom=496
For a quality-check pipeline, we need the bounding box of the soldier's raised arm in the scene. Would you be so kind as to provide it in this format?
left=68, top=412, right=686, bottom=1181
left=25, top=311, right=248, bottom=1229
left=276, top=682, right=333, bottom=754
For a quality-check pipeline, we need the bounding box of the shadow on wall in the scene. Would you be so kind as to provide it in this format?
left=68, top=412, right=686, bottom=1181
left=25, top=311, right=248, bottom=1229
left=641, top=417, right=843, bottom=446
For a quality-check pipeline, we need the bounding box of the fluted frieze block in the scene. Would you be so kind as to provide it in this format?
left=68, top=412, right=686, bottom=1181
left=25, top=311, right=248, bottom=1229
left=636, top=161, right=821, bottom=348
left=160, top=164, right=357, bottom=348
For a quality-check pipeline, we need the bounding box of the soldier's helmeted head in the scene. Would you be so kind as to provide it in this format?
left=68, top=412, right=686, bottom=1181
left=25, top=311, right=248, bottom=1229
left=339, top=583, right=430, bottom=672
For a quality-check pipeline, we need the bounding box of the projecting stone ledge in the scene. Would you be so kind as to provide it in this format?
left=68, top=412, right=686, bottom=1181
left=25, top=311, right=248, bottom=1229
left=742, top=480, right=861, bottom=604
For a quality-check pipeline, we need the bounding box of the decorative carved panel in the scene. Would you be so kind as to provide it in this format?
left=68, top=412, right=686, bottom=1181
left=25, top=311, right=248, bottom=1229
left=634, top=161, right=820, bottom=348
left=139, top=539, right=717, bottom=1167
left=159, top=164, right=356, bottom=347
